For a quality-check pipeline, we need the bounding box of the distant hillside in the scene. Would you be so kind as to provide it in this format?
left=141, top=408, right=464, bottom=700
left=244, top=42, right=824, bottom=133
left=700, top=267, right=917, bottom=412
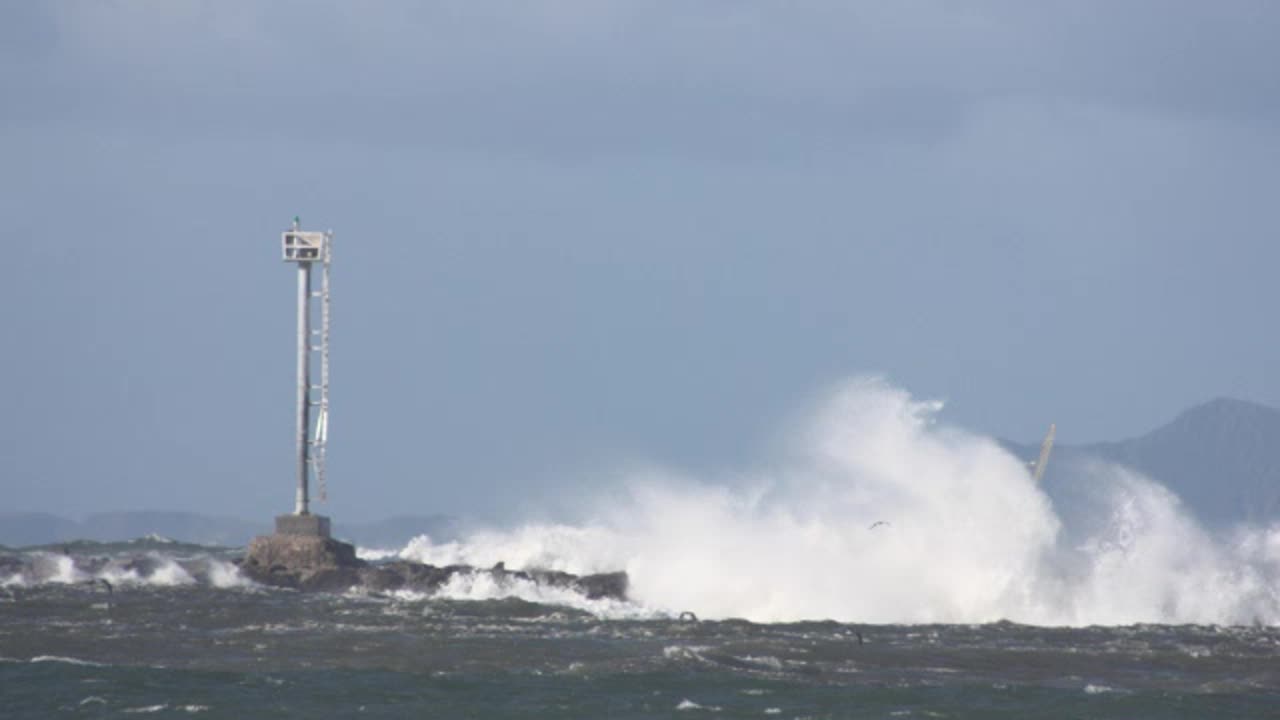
left=0, top=512, right=267, bottom=548
left=1004, top=397, right=1280, bottom=529
left=0, top=511, right=460, bottom=549
left=0, top=512, right=81, bottom=548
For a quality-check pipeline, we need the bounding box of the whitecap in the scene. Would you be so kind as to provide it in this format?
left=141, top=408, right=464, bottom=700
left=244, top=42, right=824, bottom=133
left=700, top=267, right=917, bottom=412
left=98, top=554, right=195, bottom=587
left=30, top=655, right=107, bottom=667
left=663, top=645, right=711, bottom=662
left=423, top=569, right=655, bottom=620
left=355, top=546, right=400, bottom=561
left=736, top=655, right=784, bottom=671
left=206, top=560, right=253, bottom=589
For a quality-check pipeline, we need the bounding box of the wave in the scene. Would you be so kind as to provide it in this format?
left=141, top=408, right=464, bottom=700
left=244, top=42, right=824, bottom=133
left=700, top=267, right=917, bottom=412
left=384, top=569, right=654, bottom=620
left=0, top=548, right=251, bottom=590
left=9, top=378, right=1278, bottom=625
left=28, top=655, right=108, bottom=667
left=379, top=377, right=1280, bottom=626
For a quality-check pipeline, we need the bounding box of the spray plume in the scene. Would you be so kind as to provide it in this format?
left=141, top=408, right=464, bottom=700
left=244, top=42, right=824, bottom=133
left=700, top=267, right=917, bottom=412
left=397, top=377, right=1280, bottom=626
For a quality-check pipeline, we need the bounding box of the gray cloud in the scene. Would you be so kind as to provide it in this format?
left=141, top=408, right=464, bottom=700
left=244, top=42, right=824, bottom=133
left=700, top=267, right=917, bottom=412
left=2, top=1, right=1278, bottom=522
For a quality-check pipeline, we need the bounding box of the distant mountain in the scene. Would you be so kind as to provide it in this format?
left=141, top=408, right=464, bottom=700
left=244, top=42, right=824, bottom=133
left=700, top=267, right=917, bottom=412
left=0, top=512, right=267, bottom=548
left=0, top=512, right=82, bottom=548
left=1003, top=397, right=1280, bottom=530
left=0, top=511, right=461, bottom=549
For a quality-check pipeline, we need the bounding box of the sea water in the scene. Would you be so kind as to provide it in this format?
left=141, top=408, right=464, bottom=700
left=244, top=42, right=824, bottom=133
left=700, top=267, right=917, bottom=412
left=2, top=576, right=1277, bottom=719
left=4, top=378, right=1279, bottom=717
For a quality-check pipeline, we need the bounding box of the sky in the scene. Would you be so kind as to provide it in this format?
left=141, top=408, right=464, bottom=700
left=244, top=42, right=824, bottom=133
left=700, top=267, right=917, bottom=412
left=2, top=1, right=1279, bottom=523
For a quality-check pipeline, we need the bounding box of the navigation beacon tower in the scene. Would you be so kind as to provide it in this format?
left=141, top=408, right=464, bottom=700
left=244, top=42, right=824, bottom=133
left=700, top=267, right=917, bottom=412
left=277, top=217, right=333, bottom=537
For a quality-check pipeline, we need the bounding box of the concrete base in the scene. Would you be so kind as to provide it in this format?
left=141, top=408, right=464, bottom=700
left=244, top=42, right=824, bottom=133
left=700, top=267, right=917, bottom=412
left=241, top=531, right=361, bottom=591
left=245, top=532, right=356, bottom=569
left=275, top=513, right=331, bottom=538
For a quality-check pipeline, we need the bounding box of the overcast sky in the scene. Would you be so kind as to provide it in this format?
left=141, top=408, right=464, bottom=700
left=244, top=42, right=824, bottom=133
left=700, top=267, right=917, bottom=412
left=3, top=1, right=1279, bottom=522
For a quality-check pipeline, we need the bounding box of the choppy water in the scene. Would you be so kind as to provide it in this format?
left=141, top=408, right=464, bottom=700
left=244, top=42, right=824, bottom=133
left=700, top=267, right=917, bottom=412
left=2, top=545, right=1278, bottom=719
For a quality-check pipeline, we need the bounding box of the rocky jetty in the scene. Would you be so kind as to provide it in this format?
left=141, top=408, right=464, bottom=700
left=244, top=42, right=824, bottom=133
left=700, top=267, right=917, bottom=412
left=0, top=517, right=630, bottom=604
left=354, top=560, right=629, bottom=601
left=236, top=532, right=628, bottom=600
left=0, top=540, right=628, bottom=603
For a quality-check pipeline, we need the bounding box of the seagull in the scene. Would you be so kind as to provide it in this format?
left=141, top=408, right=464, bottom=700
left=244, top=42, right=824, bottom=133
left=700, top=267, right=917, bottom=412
left=868, top=521, right=890, bottom=530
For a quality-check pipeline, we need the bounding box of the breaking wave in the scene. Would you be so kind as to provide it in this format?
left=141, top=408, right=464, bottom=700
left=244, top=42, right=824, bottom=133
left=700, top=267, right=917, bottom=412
left=9, top=378, right=1278, bottom=625
left=384, top=570, right=652, bottom=620
left=385, top=377, right=1280, bottom=626
left=0, top=549, right=251, bottom=590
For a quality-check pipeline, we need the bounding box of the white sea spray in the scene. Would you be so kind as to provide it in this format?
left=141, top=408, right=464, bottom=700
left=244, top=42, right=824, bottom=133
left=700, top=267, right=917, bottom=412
left=386, top=377, right=1280, bottom=626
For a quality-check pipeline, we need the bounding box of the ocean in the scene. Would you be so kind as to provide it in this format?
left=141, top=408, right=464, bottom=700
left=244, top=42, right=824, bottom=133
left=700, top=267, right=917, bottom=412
left=7, top=382, right=1280, bottom=717
left=2, top=540, right=1278, bottom=719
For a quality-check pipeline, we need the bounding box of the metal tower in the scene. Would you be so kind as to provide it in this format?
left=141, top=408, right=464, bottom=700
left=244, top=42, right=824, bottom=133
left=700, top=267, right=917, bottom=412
left=281, top=218, right=332, bottom=523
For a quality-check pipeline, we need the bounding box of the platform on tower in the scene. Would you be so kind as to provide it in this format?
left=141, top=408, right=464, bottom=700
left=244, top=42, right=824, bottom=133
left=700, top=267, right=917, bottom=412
left=274, top=513, right=331, bottom=538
